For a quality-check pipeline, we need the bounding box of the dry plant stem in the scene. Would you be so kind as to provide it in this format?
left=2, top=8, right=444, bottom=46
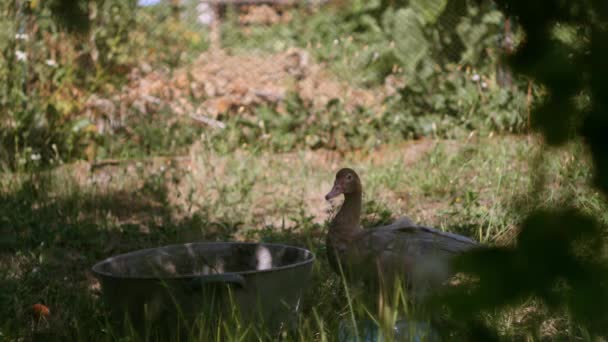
left=527, top=80, right=533, bottom=134
left=210, top=4, right=222, bottom=51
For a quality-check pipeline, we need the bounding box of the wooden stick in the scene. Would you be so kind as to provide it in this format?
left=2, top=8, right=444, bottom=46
left=189, top=113, right=226, bottom=129
left=254, top=89, right=284, bottom=102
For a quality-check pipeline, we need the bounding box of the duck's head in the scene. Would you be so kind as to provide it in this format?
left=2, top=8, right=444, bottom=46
left=325, top=168, right=362, bottom=201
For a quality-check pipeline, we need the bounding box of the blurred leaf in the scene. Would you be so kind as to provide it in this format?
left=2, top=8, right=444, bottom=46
left=71, top=118, right=92, bottom=133
left=49, top=0, right=90, bottom=33
left=410, top=0, right=448, bottom=24
left=392, top=8, right=428, bottom=72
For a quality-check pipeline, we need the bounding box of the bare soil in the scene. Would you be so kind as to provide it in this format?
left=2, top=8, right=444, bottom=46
left=63, top=138, right=456, bottom=232
left=85, top=48, right=384, bottom=133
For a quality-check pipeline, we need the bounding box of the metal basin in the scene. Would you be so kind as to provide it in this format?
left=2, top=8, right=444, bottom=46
left=92, top=242, right=315, bottom=338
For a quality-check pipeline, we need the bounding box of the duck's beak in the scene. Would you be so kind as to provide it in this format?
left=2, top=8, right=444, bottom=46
left=325, top=184, right=343, bottom=201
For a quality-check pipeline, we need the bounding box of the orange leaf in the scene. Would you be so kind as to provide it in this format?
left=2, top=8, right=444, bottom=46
left=32, top=303, right=50, bottom=318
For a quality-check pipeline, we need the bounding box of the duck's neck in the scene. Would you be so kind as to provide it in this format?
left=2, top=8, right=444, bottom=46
left=330, top=192, right=363, bottom=238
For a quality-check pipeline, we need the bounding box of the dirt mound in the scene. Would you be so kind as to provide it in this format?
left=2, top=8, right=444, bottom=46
left=173, top=48, right=382, bottom=116
left=238, top=4, right=292, bottom=25
left=85, top=48, right=384, bottom=134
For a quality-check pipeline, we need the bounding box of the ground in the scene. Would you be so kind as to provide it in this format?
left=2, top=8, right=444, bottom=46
left=1, top=129, right=600, bottom=340
left=86, top=48, right=385, bottom=142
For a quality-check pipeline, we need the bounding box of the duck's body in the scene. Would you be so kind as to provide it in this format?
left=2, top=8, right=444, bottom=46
left=325, top=168, right=478, bottom=297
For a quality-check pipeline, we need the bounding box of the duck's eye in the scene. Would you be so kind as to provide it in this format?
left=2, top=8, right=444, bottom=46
left=346, top=174, right=353, bottom=181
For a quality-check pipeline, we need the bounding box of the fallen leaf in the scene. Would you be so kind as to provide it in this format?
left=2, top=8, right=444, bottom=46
left=32, top=303, right=50, bottom=318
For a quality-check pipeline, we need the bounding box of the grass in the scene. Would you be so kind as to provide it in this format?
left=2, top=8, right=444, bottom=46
left=0, top=134, right=604, bottom=341
left=0, top=2, right=602, bottom=341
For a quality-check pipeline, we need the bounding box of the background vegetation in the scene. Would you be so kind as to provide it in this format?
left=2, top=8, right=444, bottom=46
left=1, top=0, right=529, bottom=170
left=1, top=0, right=606, bottom=340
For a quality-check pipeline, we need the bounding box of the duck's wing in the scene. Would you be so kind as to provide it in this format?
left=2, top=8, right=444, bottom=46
left=355, top=225, right=476, bottom=263
left=350, top=219, right=478, bottom=261
left=383, top=216, right=416, bottom=228
left=393, top=224, right=478, bottom=252
left=348, top=223, right=479, bottom=290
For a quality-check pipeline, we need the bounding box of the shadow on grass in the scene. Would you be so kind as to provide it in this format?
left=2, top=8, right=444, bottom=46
left=0, top=168, right=350, bottom=341
left=0, top=172, right=244, bottom=341
left=1, top=169, right=555, bottom=341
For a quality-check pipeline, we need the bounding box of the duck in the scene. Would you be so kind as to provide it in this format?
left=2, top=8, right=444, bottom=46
left=324, top=168, right=479, bottom=299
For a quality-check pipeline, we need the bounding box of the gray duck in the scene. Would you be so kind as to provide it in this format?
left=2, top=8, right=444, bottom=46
left=325, top=168, right=479, bottom=298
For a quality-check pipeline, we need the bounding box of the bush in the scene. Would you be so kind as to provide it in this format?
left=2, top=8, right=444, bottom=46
left=386, top=62, right=528, bottom=138
left=0, top=0, right=208, bottom=170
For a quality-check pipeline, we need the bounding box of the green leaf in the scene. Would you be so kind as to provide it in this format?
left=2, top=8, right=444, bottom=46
left=482, top=10, right=504, bottom=25
left=410, top=0, right=448, bottom=25
left=71, top=118, right=91, bottom=133
left=381, top=7, right=396, bottom=33
left=392, top=8, right=429, bottom=72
